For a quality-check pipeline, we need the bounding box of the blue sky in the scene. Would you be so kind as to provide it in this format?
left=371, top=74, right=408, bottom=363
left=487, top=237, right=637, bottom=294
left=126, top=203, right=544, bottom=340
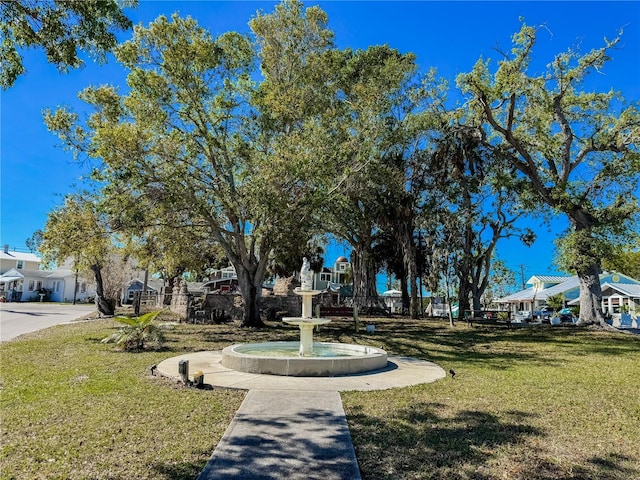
left=1, top=1, right=639, bottom=290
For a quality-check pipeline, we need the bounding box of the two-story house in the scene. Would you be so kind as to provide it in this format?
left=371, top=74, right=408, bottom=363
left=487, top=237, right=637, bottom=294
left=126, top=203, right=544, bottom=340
left=312, top=256, right=350, bottom=291
left=0, top=246, right=95, bottom=302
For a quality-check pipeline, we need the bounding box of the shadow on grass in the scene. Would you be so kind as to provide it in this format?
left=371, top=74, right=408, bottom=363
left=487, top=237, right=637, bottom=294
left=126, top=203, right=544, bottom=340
left=138, top=315, right=639, bottom=367
left=153, top=459, right=207, bottom=480
left=349, top=401, right=542, bottom=480
left=349, top=399, right=639, bottom=480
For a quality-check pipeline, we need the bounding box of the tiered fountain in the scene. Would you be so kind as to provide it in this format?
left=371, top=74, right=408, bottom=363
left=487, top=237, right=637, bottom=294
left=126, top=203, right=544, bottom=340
left=221, top=258, right=387, bottom=376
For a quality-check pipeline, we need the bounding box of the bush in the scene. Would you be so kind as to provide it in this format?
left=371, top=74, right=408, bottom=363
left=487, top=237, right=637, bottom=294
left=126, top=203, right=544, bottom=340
left=101, top=310, right=170, bottom=351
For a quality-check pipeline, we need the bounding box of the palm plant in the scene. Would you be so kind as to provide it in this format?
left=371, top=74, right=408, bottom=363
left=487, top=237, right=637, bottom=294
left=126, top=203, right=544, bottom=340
left=547, top=294, right=565, bottom=311
left=101, top=310, right=168, bottom=351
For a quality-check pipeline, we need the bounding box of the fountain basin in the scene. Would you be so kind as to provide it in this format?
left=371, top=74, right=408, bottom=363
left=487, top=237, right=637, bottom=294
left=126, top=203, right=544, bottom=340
left=221, top=341, right=388, bottom=377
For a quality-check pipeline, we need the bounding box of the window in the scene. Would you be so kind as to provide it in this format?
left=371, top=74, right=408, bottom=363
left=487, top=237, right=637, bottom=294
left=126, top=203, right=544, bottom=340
left=28, top=280, right=35, bottom=291
left=80, top=282, right=86, bottom=293
left=36, top=281, right=42, bottom=291
left=339, top=263, right=346, bottom=271
left=17, top=260, right=23, bottom=269
left=320, top=273, right=331, bottom=282
left=52, top=281, right=60, bottom=292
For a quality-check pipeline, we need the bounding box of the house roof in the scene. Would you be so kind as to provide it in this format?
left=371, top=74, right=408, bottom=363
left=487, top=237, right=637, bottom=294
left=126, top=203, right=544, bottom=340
left=125, top=278, right=163, bottom=291
left=601, top=283, right=640, bottom=298
left=382, top=289, right=402, bottom=297
left=0, top=250, right=41, bottom=263
left=533, top=276, right=581, bottom=300
left=498, top=287, right=537, bottom=302
left=525, top=275, right=572, bottom=285
left=187, top=282, right=206, bottom=292
left=499, top=272, right=640, bottom=304
left=0, top=268, right=24, bottom=283
left=28, top=270, right=59, bottom=279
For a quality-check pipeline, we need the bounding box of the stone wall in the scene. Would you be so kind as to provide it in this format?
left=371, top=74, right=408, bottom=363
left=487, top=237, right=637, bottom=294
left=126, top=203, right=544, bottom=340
left=262, top=295, right=301, bottom=319
left=272, top=276, right=298, bottom=296
left=168, top=273, right=310, bottom=321
left=169, top=278, right=190, bottom=319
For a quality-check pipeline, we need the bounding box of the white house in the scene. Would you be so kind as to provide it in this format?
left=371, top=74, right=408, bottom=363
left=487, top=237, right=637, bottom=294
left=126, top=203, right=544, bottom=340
left=0, top=247, right=95, bottom=303
left=498, top=272, right=640, bottom=321
left=381, top=289, right=403, bottom=313
left=0, top=246, right=41, bottom=273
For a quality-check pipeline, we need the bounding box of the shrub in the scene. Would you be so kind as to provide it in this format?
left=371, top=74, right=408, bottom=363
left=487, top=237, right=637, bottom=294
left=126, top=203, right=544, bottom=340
left=101, top=310, right=169, bottom=351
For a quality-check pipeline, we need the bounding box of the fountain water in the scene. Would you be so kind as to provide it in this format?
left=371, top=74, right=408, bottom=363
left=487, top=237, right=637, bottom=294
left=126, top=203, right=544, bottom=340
left=221, top=258, right=388, bottom=377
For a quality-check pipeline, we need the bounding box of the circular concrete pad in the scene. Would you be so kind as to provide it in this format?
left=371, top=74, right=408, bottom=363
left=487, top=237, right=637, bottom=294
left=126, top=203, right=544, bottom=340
left=157, top=350, right=446, bottom=391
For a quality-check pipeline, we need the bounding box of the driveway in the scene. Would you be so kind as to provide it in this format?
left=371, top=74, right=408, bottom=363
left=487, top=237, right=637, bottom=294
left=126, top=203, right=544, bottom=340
left=0, top=302, right=97, bottom=342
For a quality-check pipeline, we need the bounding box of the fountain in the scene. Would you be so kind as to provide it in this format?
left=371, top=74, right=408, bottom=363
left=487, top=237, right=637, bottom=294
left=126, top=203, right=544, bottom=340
left=221, top=258, right=388, bottom=376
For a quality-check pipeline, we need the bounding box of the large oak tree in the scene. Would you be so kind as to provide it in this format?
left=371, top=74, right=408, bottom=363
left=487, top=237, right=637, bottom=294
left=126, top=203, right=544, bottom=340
left=45, top=3, right=337, bottom=327
left=457, top=24, right=640, bottom=327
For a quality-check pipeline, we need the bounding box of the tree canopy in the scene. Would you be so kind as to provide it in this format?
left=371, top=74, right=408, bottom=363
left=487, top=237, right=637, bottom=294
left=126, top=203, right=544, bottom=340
left=39, top=2, right=639, bottom=327
left=457, top=23, right=640, bottom=326
left=1, top=0, right=135, bottom=89
left=39, top=194, right=117, bottom=315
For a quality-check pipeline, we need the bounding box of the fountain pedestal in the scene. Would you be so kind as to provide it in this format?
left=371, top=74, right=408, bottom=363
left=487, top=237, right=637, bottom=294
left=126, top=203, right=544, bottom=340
left=283, top=289, right=331, bottom=356
left=220, top=258, right=388, bottom=376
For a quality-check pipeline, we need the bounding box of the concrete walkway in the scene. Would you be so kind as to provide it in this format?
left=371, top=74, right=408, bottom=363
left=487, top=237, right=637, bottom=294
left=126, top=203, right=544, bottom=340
left=158, top=351, right=445, bottom=480
left=197, top=390, right=361, bottom=480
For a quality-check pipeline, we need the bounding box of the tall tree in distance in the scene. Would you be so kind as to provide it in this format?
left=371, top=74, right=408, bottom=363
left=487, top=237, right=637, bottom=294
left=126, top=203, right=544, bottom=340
left=0, top=0, right=135, bottom=89
left=457, top=23, right=640, bottom=327
left=39, top=195, right=117, bottom=316
left=431, top=123, right=535, bottom=317
left=322, top=45, right=422, bottom=309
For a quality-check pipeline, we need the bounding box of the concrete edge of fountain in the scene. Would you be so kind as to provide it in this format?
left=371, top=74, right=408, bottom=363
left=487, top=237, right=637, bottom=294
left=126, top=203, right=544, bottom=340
left=221, top=342, right=388, bottom=377
left=156, top=350, right=447, bottom=392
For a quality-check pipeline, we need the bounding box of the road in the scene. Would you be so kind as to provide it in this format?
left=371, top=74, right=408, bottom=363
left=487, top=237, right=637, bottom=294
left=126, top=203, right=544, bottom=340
left=0, top=302, right=97, bottom=342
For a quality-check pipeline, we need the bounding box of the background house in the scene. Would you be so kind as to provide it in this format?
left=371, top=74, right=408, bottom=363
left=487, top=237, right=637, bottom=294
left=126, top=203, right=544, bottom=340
left=381, top=289, right=403, bottom=313
left=313, top=256, right=350, bottom=291
left=202, top=266, right=238, bottom=293
left=498, top=272, right=640, bottom=320
left=122, top=278, right=164, bottom=304
left=0, top=246, right=95, bottom=303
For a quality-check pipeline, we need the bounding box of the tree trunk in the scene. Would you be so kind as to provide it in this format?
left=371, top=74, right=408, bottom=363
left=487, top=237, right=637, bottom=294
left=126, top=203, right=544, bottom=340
left=567, top=216, right=611, bottom=329
left=399, top=271, right=410, bottom=315
left=234, top=263, right=266, bottom=328
left=351, top=246, right=379, bottom=308
left=575, top=261, right=609, bottom=327
left=457, top=281, right=471, bottom=322
left=397, top=215, right=419, bottom=319
left=90, top=264, right=115, bottom=316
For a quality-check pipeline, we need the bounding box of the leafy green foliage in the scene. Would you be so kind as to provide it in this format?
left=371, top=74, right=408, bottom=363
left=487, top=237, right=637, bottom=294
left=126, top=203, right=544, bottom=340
left=39, top=194, right=118, bottom=315
left=0, top=0, right=135, bottom=89
left=456, top=22, right=640, bottom=325
left=602, top=246, right=640, bottom=280
left=101, top=310, right=169, bottom=350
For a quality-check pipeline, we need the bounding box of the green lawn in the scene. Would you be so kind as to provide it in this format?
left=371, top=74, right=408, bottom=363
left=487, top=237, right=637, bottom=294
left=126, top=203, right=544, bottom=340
left=1, top=314, right=638, bottom=479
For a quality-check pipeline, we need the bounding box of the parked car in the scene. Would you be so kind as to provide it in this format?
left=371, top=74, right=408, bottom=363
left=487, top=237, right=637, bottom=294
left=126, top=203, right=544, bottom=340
left=553, top=308, right=577, bottom=324
left=514, top=311, right=532, bottom=322
left=539, top=306, right=554, bottom=322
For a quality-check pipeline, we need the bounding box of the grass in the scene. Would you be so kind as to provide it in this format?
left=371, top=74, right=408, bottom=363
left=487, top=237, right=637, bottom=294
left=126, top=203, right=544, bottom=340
left=1, top=313, right=639, bottom=479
